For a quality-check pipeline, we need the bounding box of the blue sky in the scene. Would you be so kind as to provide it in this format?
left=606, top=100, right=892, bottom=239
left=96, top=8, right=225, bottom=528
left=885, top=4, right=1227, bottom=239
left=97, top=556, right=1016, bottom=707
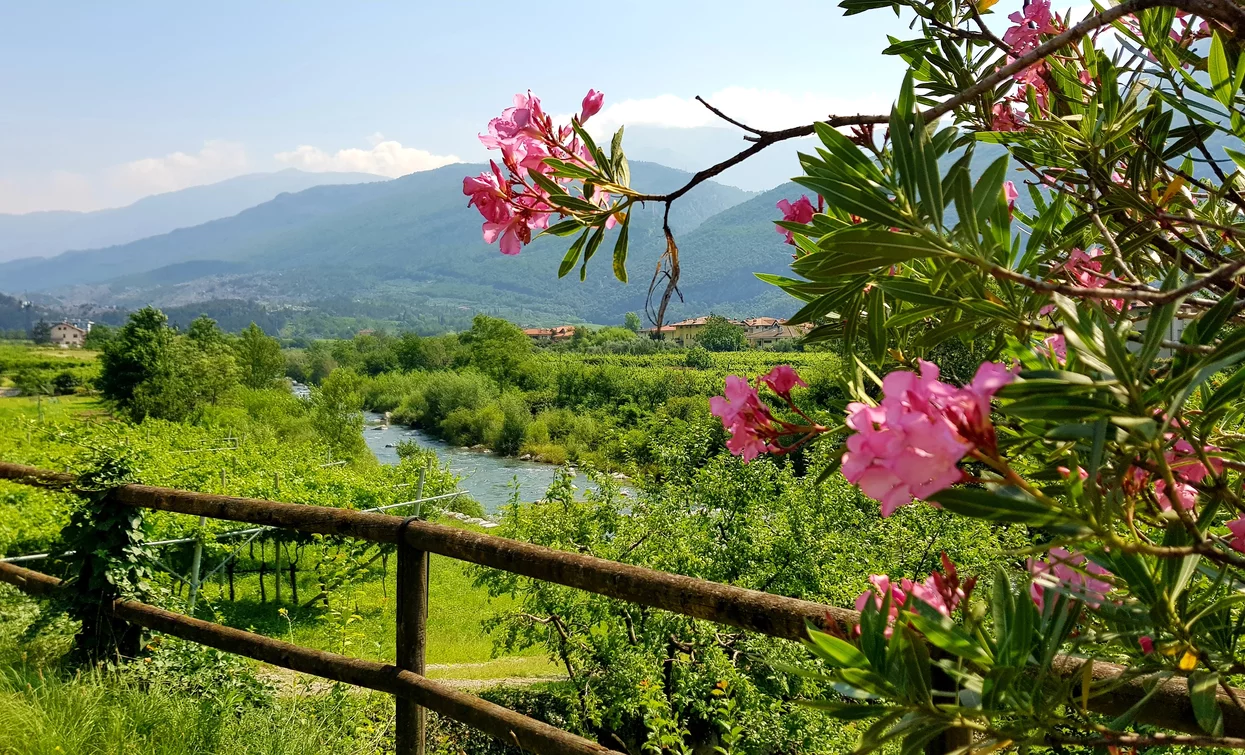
left=0, top=1, right=925, bottom=212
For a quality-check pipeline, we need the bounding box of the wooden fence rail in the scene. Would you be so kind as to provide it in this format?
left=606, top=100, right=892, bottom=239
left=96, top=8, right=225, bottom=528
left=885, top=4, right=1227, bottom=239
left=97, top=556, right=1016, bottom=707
left=0, top=460, right=1241, bottom=753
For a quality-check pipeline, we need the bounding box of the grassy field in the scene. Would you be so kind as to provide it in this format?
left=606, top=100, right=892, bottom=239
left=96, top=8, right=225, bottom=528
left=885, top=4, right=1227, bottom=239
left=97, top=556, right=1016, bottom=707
left=0, top=393, right=557, bottom=682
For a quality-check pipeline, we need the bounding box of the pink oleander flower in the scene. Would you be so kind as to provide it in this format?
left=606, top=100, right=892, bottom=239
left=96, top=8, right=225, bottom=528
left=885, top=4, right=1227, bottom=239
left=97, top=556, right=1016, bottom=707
left=463, top=166, right=513, bottom=225
left=1041, top=333, right=1067, bottom=363
left=1154, top=438, right=1222, bottom=511
left=855, top=555, right=974, bottom=636
left=712, top=367, right=825, bottom=461
left=991, top=102, right=1027, bottom=132
left=760, top=365, right=807, bottom=397
left=841, top=360, right=1015, bottom=516
left=471, top=89, right=617, bottom=256
left=1139, top=636, right=1155, bottom=654
left=479, top=91, right=544, bottom=151
left=1053, top=247, right=1126, bottom=311
left=579, top=89, right=604, bottom=123
left=1012, top=61, right=1050, bottom=113
left=1004, top=181, right=1020, bottom=215
left=1057, top=465, right=1088, bottom=480
left=1227, top=514, right=1245, bottom=553
left=1003, top=0, right=1059, bottom=54
left=776, top=196, right=817, bottom=244
left=710, top=376, right=779, bottom=461
left=1028, top=547, right=1113, bottom=611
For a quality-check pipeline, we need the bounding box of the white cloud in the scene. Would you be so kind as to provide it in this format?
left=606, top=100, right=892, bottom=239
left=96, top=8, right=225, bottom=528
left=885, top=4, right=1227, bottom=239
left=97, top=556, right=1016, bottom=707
left=274, top=139, right=460, bottom=178
left=110, top=139, right=249, bottom=195
left=582, top=87, right=893, bottom=134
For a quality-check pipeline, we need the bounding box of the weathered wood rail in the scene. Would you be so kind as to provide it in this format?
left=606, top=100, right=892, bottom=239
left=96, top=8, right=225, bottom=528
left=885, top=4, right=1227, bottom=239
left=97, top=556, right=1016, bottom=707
left=0, top=460, right=1240, bottom=753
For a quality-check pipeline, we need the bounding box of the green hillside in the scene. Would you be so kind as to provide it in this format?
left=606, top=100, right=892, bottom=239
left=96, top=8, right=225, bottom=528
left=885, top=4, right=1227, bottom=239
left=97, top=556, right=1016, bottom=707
left=0, top=162, right=762, bottom=325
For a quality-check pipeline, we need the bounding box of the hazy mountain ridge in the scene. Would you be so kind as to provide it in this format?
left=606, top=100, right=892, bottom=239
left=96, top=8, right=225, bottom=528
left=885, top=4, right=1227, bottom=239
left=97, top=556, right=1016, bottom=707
left=0, top=169, right=384, bottom=263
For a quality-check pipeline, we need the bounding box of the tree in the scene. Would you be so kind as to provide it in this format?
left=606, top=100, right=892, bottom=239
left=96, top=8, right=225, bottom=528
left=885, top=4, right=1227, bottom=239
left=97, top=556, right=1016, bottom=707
left=82, top=324, right=114, bottom=351
left=623, top=312, right=642, bottom=333
left=129, top=338, right=239, bottom=422
left=694, top=315, right=745, bottom=352
left=233, top=322, right=284, bottom=389
left=310, top=368, right=366, bottom=460
left=394, top=332, right=427, bottom=371
left=459, top=314, right=531, bottom=385
left=97, top=307, right=175, bottom=409
left=186, top=315, right=226, bottom=347
left=30, top=320, right=51, bottom=345
left=470, top=2, right=1245, bottom=747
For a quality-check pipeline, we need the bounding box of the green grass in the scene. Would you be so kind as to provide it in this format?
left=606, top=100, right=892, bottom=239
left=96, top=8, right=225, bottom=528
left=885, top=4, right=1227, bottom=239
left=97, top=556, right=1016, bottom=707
left=0, top=394, right=103, bottom=423
left=0, top=665, right=396, bottom=755
left=197, top=541, right=556, bottom=677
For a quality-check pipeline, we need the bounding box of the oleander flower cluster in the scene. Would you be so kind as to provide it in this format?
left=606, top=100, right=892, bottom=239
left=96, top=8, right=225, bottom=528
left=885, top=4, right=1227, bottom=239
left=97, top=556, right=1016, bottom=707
left=464, top=90, right=613, bottom=255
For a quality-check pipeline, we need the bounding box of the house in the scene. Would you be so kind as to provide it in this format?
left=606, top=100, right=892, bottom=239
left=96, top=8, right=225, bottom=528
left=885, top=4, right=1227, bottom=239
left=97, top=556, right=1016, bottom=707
left=664, top=316, right=746, bottom=347
left=523, top=326, right=576, bottom=343
left=745, top=321, right=807, bottom=348
left=49, top=322, right=87, bottom=348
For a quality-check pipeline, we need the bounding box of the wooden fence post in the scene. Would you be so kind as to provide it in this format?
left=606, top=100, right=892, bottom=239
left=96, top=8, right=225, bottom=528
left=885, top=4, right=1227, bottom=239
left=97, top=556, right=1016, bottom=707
left=396, top=520, right=429, bottom=755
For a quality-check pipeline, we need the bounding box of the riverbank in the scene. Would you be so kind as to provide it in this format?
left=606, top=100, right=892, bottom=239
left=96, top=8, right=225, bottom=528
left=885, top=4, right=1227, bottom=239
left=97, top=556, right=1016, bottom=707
left=359, top=411, right=608, bottom=514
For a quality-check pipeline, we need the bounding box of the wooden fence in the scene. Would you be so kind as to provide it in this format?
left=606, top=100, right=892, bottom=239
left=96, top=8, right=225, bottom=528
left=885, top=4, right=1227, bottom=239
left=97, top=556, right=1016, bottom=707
left=0, top=460, right=1240, bottom=754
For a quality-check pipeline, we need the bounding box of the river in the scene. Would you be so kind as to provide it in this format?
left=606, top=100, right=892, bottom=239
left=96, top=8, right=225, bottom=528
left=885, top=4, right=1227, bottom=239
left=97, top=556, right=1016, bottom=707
left=360, top=411, right=603, bottom=515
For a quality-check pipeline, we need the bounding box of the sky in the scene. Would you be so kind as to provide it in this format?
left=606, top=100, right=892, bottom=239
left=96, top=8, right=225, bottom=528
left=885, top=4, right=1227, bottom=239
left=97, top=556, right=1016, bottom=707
left=0, top=1, right=928, bottom=214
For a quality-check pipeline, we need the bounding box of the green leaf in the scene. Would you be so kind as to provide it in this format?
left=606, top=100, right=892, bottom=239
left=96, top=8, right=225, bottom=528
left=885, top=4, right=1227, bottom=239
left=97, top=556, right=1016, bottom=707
left=579, top=224, right=606, bottom=282
left=805, top=628, right=871, bottom=668
left=794, top=228, right=946, bottom=280
left=929, top=487, right=1066, bottom=526
left=1209, top=33, right=1235, bottom=109
left=793, top=175, right=909, bottom=229
left=866, top=287, right=886, bottom=364
left=612, top=213, right=630, bottom=283
left=905, top=605, right=993, bottom=667
left=542, top=219, right=584, bottom=238
left=972, top=156, right=1009, bottom=229
left=1189, top=671, right=1225, bottom=735
left=795, top=701, right=897, bottom=720
left=1137, top=269, right=1181, bottom=371
left=558, top=230, right=590, bottom=278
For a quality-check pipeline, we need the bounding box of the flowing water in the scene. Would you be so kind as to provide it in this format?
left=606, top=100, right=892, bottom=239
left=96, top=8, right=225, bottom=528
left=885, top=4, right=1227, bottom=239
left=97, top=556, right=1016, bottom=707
left=360, top=411, right=601, bottom=515
left=289, top=383, right=616, bottom=514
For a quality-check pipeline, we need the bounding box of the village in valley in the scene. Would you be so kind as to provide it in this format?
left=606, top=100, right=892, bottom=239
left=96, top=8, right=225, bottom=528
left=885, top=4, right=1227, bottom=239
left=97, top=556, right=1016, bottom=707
left=522, top=316, right=808, bottom=348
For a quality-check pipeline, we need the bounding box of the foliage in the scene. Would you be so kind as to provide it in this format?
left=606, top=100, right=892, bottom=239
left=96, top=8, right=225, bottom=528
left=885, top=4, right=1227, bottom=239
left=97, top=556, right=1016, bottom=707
left=477, top=460, right=1027, bottom=752
left=96, top=307, right=176, bottom=411
left=694, top=315, right=746, bottom=353
left=460, top=315, right=533, bottom=386
left=309, top=368, right=367, bottom=460
left=30, top=320, right=51, bottom=345
left=56, top=444, right=153, bottom=664
left=624, top=312, right=642, bottom=333
left=234, top=322, right=285, bottom=389
left=82, top=323, right=114, bottom=350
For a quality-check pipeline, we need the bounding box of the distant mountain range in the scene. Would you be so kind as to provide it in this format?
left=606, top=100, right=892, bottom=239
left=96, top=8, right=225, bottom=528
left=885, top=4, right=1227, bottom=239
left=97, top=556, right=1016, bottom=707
left=0, top=161, right=794, bottom=326
left=1, top=137, right=1064, bottom=333
left=0, top=169, right=384, bottom=263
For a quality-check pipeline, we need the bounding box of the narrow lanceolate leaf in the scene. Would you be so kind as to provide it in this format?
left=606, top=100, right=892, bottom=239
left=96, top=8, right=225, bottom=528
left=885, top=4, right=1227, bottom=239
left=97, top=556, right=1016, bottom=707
left=805, top=628, right=871, bottom=668
left=579, top=224, right=606, bottom=281
left=906, top=604, right=993, bottom=666
left=793, top=228, right=946, bottom=280
left=1209, top=33, right=1235, bottom=109
left=558, top=230, right=590, bottom=278
left=929, top=487, right=1066, bottom=526
left=611, top=213, right=630, bottom=283
left=1189, top=671, right=1225, bottom=736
